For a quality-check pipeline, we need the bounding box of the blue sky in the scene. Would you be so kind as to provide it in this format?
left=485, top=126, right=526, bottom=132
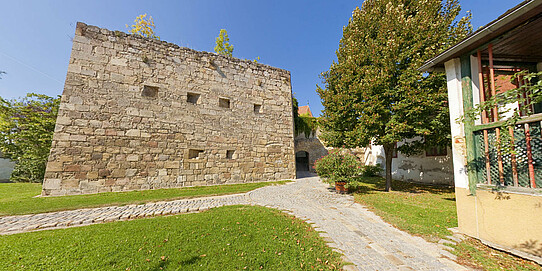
left=0, top=0, right=523, bottom=116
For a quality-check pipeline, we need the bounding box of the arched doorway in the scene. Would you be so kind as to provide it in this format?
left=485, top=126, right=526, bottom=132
left=296, top=151, right=309, bottom=171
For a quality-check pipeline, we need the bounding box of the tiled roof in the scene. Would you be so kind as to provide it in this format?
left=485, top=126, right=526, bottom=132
left=298, top=105, right=313, bottom=117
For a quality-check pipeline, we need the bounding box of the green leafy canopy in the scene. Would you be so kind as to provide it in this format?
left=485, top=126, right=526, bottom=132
left=0, top=93, right=60, bottom=183
left=317, top=0, right=471, bottom=191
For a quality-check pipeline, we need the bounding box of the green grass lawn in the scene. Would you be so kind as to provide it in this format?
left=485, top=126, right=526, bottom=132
left=451, top=238, right=541, bottom=271
left=0, top=205, right=344, bottom=270
left=349, top=177, right=541, bottom=270
left=348, top=177, right=457, bottom=241
left=0, top=181, right=289, bottom=216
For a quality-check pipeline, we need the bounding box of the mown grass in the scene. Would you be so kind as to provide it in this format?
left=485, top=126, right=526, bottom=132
left=0, top=205, right=344, bottom=270
left=0, top=181, right=289, bottom=216
left=451, top=238, right=541, bottom=270
left=348, top=177, right=457, bottom=241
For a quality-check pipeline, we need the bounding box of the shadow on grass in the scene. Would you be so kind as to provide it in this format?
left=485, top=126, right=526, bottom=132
left=347, top=176, right=454, bottom=196
left=177, top=256, right=201, bottom=266
left=149, top=255, right=199, bottom=270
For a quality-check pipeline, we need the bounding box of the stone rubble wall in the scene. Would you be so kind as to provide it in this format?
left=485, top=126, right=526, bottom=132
left=294, top=130, right=329, bottom=172
left=42, top=22, right=296, bottom=196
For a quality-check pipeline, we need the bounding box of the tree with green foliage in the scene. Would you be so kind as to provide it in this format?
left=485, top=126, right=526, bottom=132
left=317, top=0, right=471, bottom=191
left=214, top=29, right=234, bottom=57
left=0, top=93, right=60, bottom=183
left=126, top=14, right=160, bottom=40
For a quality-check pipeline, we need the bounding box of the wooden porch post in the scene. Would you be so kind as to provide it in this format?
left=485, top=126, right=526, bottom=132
left=477, top=50, right=492, bottom=185
left=488, top=44, right=505, bottom=185
left=525, top=123, right=537, bottom=188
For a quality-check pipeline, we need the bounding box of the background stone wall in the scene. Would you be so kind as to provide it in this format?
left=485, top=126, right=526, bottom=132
left=294, top=130, right=328, bottom=173
left=42, top=22, right=296, bottom=196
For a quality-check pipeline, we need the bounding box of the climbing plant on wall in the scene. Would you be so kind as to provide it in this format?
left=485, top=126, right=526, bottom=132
left=292, top=96, right=319, bottom=138
left=462, top=70, right=542, bottom=191
left=463, top=70, right=542, bottom=140
left=295, top=116, right=318, bottom=138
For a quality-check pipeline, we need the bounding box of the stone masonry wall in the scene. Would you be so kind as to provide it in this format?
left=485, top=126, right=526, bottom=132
left=42, top=22, right=296, bottom=196
left=294, top=130, right=329, bottom=172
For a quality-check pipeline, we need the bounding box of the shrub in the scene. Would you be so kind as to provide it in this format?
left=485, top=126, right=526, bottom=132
left=313, top=154, right=333, bottom=179
left=314, top=150, right=362, bottom=183
left=362, top=164, right=382, bottom=177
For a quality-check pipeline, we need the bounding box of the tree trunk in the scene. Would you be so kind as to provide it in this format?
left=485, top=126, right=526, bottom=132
left=383, top=143, right=395, bottom=192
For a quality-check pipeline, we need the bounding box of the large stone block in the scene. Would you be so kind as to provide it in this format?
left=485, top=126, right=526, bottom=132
left=43, top=179, right=61, bottom=190
left=46, top=162, right=63, bottom=172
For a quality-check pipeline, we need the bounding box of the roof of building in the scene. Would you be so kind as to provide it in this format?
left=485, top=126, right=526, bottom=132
left=298, top=105, right=313, bottom=117
left=420, top=0, right=542, bottom=71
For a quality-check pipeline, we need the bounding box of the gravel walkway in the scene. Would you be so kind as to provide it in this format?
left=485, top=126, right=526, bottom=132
left=0, top=175, right=466, bottom=270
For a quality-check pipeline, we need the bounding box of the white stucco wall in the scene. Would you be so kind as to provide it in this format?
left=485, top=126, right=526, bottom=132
left=471, top=56, right=482, bottom=125
left=0, top=157, right=15, bottom=181
left=364, top=141, right=454, bottom=185
left=445, top=58, right=469, bottom=189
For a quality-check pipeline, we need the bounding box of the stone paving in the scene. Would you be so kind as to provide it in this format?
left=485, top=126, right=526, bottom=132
left=0, top=176, right=467, bottom=270
left=0, top=193, right=249, bottom=235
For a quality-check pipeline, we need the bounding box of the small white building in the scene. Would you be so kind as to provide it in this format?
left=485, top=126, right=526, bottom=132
left=364, top=140, right=454, bottom=185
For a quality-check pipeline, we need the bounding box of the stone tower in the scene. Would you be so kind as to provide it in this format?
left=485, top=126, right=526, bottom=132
left=42, top=22, right=296, bottom=196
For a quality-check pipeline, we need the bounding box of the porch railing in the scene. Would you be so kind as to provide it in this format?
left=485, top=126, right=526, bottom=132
left=471, top=45, right=542, bottom=189
left=473, top=114, right=542, bottom=188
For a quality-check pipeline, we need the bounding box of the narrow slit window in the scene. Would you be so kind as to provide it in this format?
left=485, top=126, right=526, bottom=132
left=226, top=150, right=235, bottom=159
left=425, top=146, right=447, bottom=157
left=188, top=149, right=204, bottom=159
left=142, top=85, right=158, bottom=98
left=187, top=92, right=200, bottom=104
left=219, top=98, right=230, bottom=108
left=254, top=104, right=262, bottom=114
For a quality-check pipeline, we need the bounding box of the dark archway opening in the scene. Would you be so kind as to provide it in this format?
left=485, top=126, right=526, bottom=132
left=296, top=151, right=309, bottom=172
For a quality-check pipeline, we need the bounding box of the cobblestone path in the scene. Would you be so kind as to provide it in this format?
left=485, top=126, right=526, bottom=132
left=0, top=176, right=466, bottom=270
left=0, top=193, right=249, bottom=235
left=249, top=176, right=466, bottom=271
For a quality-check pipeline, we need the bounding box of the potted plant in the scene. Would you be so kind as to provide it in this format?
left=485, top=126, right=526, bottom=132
left=333, top=177, right=348, bottom=194
left=314, top=150, right=362, bottom=194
